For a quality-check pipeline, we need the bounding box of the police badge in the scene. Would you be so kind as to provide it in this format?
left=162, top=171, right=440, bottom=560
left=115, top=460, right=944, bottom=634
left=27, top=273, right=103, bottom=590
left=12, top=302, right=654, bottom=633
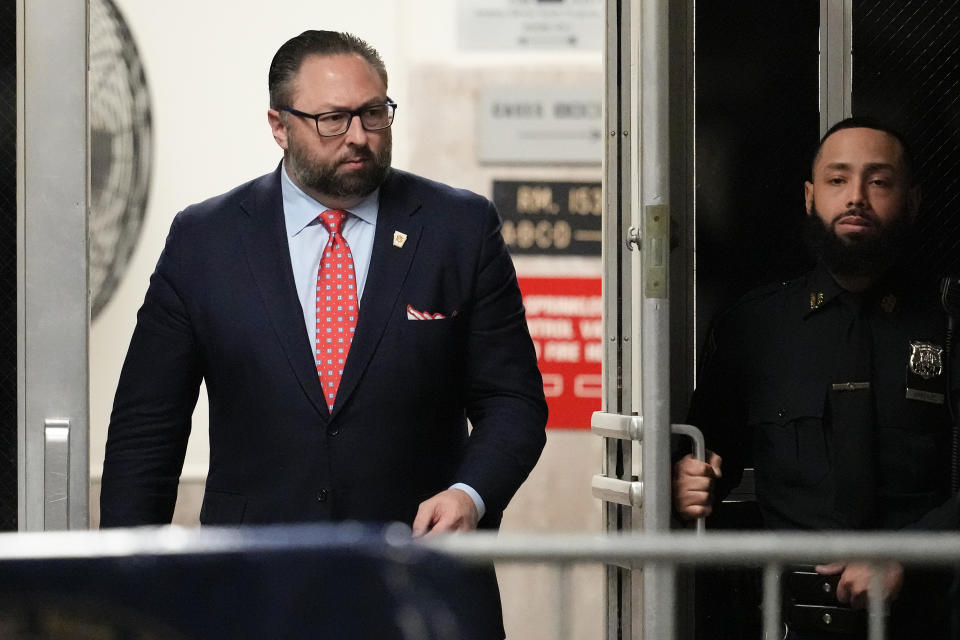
left=909, top=341, right=943, bottom=379
left=906, top=341, right=945, bottom=404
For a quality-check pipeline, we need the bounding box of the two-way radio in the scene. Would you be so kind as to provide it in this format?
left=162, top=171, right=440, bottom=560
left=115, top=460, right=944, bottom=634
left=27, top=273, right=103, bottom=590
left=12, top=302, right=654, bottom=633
left=938, top=275, right=960, bottom=492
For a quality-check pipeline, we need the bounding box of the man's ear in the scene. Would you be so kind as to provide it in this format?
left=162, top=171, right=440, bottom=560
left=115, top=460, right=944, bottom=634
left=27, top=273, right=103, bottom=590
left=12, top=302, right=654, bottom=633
left=804, top=181, right=814, bottom=215
left=907, top=185, right=921, bottom=220
left=267, top=109, right=289, bottom=151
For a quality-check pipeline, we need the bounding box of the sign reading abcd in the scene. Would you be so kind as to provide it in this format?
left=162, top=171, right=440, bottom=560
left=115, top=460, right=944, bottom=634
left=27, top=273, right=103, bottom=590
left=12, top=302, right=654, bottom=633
left=494, top=180, right=602, bottom=256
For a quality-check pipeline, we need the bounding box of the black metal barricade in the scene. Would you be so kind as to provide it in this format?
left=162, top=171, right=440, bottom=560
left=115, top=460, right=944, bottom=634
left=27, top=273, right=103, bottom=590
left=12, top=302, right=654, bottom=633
left=0, top=524, right=493, bottom=639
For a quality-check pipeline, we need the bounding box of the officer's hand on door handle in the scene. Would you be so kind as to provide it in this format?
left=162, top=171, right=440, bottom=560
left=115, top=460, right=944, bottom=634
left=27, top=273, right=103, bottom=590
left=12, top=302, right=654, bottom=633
left=814, top=561, right=905, bottom=609
left=673, top=452, right=723, bottom=520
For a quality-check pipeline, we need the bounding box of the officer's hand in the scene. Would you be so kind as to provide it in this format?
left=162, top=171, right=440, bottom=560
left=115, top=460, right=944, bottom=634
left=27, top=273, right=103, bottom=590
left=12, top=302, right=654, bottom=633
left=412, top=488, right=479, bottom=538
left=672, top=452, right=722, bottom=520
left=814, top=561, right=904, bottom=609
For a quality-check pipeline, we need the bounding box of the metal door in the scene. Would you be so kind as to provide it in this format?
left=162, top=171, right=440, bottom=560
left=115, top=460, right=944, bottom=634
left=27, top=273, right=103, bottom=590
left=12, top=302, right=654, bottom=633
left=593, top=1, right=831, bottom=638
left=18, top=0, right=89, bottom=531
left=593, top=1, right=695, bottom=637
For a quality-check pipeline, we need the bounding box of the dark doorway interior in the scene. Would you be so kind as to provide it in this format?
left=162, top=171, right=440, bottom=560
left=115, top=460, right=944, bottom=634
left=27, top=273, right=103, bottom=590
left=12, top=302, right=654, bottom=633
left=693, top=1, right=820, bottom=380
left=0, top=0, right=18, bottom=531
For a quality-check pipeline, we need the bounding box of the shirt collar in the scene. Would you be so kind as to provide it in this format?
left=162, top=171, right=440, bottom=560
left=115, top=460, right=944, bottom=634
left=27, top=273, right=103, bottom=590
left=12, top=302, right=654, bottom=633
left=803, top=261, right=849, bottom=318
left=280, top=160, right=379, bottom=237
left=803, top=261, right=909, bottom=319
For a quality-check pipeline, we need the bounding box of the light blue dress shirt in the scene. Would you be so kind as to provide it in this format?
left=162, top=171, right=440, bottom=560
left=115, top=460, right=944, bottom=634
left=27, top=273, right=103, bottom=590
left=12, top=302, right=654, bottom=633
left=279, top=163, right=485, bottom=520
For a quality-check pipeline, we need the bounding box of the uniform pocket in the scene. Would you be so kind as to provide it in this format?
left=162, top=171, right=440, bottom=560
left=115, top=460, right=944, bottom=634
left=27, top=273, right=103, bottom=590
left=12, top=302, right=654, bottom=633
left=879, top=425, right=948, bottom=495
left=748, top=391, right=829, bottom=487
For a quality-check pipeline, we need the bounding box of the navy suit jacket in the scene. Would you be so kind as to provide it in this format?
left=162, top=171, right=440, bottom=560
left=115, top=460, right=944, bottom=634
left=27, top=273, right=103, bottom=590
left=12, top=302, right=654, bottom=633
left=100, top=166, right=547, bottom=530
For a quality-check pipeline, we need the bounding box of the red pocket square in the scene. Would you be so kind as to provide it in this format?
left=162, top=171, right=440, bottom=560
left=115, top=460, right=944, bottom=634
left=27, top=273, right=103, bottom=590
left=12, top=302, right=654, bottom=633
left=406, top=304, right=454, bottom=320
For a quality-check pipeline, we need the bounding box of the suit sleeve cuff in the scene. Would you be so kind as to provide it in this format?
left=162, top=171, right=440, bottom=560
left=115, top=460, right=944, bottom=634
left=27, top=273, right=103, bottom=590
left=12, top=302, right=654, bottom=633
left=450, top=482, right=486, bottom=520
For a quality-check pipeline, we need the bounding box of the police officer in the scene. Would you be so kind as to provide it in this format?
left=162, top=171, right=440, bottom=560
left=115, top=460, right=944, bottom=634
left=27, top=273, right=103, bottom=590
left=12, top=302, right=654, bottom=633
left=673, top=117, right=959, bottom=639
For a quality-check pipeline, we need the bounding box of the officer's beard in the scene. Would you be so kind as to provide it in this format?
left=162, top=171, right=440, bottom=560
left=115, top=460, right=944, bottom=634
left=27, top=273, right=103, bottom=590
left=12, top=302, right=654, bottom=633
left=802, top=203, right=914, bottom=278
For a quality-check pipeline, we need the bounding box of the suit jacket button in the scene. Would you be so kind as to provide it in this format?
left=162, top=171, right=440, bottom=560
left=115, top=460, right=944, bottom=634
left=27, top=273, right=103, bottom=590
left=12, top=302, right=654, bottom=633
left=329, top=427, right=340, bottom=436
left=317, top=489, right=328, bottom=502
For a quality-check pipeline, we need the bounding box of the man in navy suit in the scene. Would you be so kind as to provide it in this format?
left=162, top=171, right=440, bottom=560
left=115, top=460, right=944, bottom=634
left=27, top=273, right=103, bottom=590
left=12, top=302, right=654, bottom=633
left=100, top=30, right=547, bottom=637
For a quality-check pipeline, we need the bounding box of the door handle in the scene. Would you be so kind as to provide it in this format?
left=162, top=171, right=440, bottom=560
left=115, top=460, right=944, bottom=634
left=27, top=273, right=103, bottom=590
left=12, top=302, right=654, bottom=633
left=44, top=419, right=70, bottom=530
left=591, top=411, right=707, bottom=533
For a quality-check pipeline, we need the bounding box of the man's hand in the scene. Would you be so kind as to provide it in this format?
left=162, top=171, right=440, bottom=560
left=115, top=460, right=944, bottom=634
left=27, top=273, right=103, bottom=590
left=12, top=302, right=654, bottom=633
left=672, top=452, right=722, bottom=520
left=815, top=561, right=904, bottom=609
left=412, top=488, right=480, bottom=538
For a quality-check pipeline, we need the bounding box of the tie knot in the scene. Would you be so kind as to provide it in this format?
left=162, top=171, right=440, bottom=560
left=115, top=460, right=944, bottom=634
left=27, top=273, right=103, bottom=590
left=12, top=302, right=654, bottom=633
left=841, top=291, right=866, bottom=315
left=320, top=209, right=348, bottom=235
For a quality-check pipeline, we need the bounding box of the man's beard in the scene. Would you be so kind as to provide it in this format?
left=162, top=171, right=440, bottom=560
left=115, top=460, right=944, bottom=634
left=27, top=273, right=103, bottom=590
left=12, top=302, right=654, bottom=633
left=802, top=204, right=913, bottom=278
left=287, top=131, right=392, bottom=200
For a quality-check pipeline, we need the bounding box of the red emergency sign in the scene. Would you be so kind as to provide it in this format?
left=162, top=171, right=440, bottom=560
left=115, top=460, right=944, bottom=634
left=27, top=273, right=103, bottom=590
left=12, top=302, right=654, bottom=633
left=518, top=276, right=602, bottom=429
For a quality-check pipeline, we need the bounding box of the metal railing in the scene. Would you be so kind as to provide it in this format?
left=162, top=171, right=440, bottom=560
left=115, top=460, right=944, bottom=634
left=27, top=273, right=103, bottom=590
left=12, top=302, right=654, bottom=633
left=426, top=530, right=960, bottom=640
left=0, top=525, right=955, bottom=639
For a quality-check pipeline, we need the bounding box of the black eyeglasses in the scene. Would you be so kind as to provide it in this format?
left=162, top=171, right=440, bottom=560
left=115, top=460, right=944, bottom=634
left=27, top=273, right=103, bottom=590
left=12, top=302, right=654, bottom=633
left=281, top=102, right=397, bottom=137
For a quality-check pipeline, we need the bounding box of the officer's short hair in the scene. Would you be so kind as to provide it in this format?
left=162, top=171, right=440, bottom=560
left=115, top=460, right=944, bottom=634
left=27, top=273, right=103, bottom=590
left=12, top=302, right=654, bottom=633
left=810, top=116, right=915, bottom=184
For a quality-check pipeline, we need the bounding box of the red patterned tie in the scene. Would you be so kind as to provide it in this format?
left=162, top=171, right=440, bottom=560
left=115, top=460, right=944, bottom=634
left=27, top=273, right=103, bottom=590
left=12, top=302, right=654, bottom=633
left=315, top=209, right=357, bottom=412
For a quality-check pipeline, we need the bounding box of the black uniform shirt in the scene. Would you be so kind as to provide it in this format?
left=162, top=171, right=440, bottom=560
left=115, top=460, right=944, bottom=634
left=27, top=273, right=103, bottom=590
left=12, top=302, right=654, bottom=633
left=689, top=262, right=956, bottom=531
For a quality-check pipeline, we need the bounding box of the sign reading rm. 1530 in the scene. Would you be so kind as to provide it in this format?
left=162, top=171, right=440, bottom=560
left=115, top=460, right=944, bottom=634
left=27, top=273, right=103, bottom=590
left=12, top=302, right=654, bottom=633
left=493, top=180, right=602, bottom=256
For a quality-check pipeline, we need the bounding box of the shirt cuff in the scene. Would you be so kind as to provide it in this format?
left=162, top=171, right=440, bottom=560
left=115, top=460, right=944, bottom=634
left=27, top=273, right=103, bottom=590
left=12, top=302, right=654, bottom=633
left=450, top=482, right=486, bottom=521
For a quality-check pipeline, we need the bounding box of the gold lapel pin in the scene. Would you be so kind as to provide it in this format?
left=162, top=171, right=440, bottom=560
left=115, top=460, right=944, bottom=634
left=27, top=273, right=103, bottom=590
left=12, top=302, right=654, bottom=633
left=809, top=291, right=824, bottom=309
left=393, top=231, right=407, bottom=248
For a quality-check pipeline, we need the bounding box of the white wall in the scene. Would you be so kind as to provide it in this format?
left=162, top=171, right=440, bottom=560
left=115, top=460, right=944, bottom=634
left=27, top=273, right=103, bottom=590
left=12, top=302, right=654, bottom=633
left=90, top=3, right=605, bottom=637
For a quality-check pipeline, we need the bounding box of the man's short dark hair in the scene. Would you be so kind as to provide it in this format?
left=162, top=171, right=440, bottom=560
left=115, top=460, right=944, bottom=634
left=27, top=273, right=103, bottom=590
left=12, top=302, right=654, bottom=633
left=268, top=30, right=387, bottom=109
left=810, top=116, right=914, bottom=183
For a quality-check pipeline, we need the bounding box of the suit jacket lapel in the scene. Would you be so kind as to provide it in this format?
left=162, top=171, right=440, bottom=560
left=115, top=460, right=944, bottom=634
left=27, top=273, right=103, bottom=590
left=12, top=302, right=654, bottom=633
left=237, top=166, right=330, bottom=419
left=333, top=171, right=422, bottom=416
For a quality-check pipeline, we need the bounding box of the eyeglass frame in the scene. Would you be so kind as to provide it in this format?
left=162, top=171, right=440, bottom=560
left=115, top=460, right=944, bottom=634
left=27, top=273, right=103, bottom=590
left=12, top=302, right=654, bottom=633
left=280, top=101, right=398, bottom=137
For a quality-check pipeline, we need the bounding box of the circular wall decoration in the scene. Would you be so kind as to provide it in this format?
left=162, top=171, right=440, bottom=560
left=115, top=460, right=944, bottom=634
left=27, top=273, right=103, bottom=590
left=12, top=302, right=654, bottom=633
left=89, top=0, right=152, bottom=320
